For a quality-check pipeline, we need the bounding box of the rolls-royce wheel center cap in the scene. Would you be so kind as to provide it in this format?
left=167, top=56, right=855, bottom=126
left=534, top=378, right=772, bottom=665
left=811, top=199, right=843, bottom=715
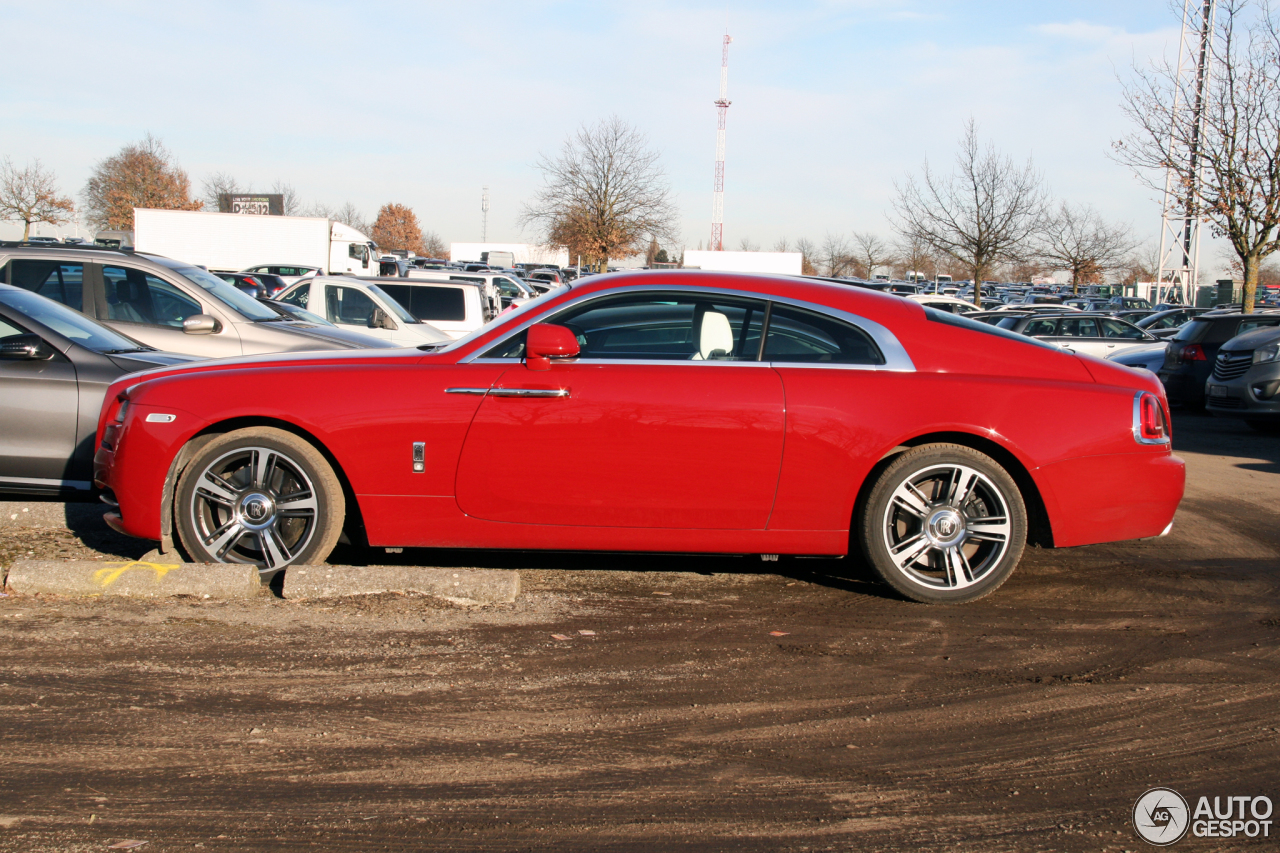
left=925, top=508, right=966, bottom=548
left=238, top=493, right=276, bottom=528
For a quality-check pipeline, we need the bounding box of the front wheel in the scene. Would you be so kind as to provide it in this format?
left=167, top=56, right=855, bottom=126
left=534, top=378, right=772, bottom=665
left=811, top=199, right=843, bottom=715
left=175, top=427, right=345, bottom=572
left=859, top=444, right=1027, bottom=604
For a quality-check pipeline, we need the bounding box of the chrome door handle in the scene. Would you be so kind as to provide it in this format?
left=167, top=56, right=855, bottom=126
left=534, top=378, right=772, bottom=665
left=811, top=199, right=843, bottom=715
left=445, top=388, right=490, bottom=395
left=488, top=388, right=570, bottom=398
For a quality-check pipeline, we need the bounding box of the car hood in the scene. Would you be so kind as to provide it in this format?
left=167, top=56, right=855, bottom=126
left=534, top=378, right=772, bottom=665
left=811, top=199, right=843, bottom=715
left=1221, top=324, right=1280, bottom=353
left=111, top=345, right=429, bottom=390
left=1105, top=342, right=1167, bottom=364
left=247, top=319, right=400, bottom=349
left=107, top=350, right=204, bottom=372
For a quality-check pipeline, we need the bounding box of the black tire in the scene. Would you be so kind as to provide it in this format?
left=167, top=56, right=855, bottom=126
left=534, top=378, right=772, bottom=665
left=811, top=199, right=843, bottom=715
left=175, top=427, right=344, bottom=572
left=859, top=444, right=1027, bottom=604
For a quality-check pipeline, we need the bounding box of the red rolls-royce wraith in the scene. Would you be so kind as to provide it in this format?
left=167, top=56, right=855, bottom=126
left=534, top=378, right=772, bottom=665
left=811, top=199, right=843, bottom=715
left=94, top=271, right=1184, bottom=603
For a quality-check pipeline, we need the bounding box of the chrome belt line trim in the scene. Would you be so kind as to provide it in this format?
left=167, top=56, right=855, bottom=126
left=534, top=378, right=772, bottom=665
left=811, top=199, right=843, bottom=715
left=457, top=283, right=916, bottom=371
left=445, top=387, right=490, bottom=395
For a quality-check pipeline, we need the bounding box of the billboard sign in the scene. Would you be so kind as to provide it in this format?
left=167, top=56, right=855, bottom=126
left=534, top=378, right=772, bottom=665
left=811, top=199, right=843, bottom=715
left=218, top=194, right=284, bottom=216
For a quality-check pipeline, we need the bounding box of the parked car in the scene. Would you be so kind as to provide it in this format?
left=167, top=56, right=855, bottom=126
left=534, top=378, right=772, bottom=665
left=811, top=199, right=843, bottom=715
left=1107, top=342, right=1169, bottom=374
left=969, top=312, right=1158, bottom=358
left=906, top=294, right=982, bottom=314
left=1202, top=325, right=1280, bottom=429
left=1137, top=307, right=1209, bottom=339
left=94, top=270, right=1183, bottom=604
left=240, top=265, right=320, bottom=287
left=367, top=278, right=493, bottom=339
left=272, top=276, right=451, bottom=346
left=0, top=283, right=199, bottom=498
left=1158, top=311, right=1280, bottom=406
left=216, top=272, right=288, bottom=299
left=0, top=244, right=395, bottom=357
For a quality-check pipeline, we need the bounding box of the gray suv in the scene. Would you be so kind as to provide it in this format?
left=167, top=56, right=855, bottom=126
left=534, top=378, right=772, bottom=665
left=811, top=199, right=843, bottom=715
left=1204, top=325, right=1280, bottom=430
left=0, top=244, right=391, bottom=357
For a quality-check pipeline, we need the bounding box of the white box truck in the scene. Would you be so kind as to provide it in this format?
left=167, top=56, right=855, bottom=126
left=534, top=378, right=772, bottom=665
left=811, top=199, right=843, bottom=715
left=132, top=209, right=379, bottom=276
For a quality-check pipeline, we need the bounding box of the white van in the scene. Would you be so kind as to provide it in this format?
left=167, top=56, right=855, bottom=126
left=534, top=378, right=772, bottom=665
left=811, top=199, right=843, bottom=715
left=275, top=276, right=450, bottom=346
left=406, top=269, right=536, bottom=311
left=372, top=278, right=491, bottom=339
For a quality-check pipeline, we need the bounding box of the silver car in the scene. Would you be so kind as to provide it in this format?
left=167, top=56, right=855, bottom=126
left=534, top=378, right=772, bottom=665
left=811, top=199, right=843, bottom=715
left=0, top=245, right=389, bottom=357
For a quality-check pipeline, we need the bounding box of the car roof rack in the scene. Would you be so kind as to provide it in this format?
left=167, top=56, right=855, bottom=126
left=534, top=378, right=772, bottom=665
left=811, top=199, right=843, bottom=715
left=0, top=240, right=140, bottom=256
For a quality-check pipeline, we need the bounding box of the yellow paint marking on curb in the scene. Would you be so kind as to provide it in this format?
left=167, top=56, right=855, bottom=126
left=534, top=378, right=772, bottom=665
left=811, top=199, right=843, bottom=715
left=93, top=561, right=183, bottom=588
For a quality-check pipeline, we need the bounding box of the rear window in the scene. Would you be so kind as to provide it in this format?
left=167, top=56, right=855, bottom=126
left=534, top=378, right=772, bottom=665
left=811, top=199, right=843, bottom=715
left=1173, top=318, right=1209, bottom=343
left=924, top=307, right=1061, bottom=350
left=379, top=284, right=467, bottom=322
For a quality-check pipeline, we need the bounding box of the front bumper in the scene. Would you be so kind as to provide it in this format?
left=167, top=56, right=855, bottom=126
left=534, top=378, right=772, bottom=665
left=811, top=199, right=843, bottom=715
left=1204, top=363, right=1280, bottom=418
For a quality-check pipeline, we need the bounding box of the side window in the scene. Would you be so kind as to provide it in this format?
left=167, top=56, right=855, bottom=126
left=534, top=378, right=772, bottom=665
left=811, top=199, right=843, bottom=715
left=279, top=285, right=310, bottom=309
left=562, top=292, right=765, bottom=361
left=325, top=285, right=377, bottom=325
left=1059, top=317, right=1100, bottom=338
left=380, top=284, right=467, bottom=322
left=1100, top=318, right=1145, bottom=339
left=6, top=260, right=85, bottom=312
left=1239, top=319, right=1280, bottom=334
left=763, top=305, right=884, bottom=365
left=101, top=266, right=201, bottom=327
left=0, top=316, right=29, bottom=338
left=1023, top=318, right=1058, bottom=337
left=482, top=292, right=767, bottom=361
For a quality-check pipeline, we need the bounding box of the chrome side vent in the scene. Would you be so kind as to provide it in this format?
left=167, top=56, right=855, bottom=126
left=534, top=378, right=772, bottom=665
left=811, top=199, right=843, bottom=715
left=412, top=442, right=425, bottom=473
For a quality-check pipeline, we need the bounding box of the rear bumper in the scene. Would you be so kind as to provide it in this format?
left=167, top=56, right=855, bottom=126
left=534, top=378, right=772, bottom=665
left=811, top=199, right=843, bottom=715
left=1037, top=450, right=1185, bottom=548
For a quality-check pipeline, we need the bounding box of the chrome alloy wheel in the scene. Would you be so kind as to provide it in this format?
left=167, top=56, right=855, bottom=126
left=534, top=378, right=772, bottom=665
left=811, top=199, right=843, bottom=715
left=880, top=463, right=1012, bottom=590
left=187, top=446, right=320, bottom=569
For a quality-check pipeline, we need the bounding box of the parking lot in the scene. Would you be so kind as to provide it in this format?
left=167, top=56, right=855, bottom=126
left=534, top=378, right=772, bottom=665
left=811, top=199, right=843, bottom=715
left=0, top=410, right=1276, bottom=852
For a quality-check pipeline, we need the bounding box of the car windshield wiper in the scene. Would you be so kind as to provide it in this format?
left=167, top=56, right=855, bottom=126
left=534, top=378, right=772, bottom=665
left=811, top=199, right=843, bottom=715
left=102, top=347, right=157, bottom=354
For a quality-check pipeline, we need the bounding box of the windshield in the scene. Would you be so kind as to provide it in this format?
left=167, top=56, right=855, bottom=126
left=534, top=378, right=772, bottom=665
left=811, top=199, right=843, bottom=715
left=431, top=285, right=570, bottom=353
left=367, top=284, right=418, bottom=323
left=265, top=301, right=334, bottom=326
left=149, top=256, right=279, bottom=321
left=0, top=288, right=146, bottom=352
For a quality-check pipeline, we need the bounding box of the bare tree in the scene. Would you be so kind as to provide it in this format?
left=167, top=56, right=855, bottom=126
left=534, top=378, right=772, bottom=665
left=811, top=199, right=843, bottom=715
left=271, top=180, right=301, bottom=216
left=422, top=231, right=446, bottom=258
left=794, top=237, right=818, bottom=275
left=520, top=116, right=678, bottom=273
left=1115, top=0, right=1280, bottom=312
left=201, top=171, right=245, bottom=211
left=1036, top=203, right=1138, bottom=292
left=820, top=233, right=854, bottom=277
left=892, top=120, right=1048, bottom=304
left=852, top=231, right=895, bottom=280
left=81, top=135, right=202, bottom=230
left=333, top=202, right=370, bottom=236
left=737, top=236, right=760, bottom=252
left=894, top=235, right=935, bottom=282
left=0, top=158, right=75, bottom=241
left=773, top=237, right=791, bottom=253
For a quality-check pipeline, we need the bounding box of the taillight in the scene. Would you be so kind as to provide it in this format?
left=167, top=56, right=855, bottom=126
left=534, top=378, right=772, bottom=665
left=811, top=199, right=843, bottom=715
left=1181, top=343, right=1206, bottom=363
left=1133, top=392, right=1171, bottom=445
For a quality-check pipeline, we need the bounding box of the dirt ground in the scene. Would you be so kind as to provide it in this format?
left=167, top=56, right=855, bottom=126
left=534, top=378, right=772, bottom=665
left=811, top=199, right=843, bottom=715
left=0, top=410, right=1277, bottom=852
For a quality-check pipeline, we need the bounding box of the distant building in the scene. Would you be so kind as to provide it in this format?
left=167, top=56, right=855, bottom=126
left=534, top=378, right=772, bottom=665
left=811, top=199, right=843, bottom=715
left=449, top=242, right=569, bottom=267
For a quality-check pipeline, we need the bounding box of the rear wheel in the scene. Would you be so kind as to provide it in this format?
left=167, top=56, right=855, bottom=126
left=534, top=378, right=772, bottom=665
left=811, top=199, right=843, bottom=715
left=860, top=444, right=1027, bottom=604
left=175, top=427, right=344, bottom=572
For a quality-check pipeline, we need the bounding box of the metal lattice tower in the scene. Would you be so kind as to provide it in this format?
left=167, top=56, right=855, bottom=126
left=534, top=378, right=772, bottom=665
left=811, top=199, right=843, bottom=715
left=1156, top=0, right=1216, bottom=303
left=710, top=33, right=732, bottom=251
left=481, top=186, right=490, bottom=242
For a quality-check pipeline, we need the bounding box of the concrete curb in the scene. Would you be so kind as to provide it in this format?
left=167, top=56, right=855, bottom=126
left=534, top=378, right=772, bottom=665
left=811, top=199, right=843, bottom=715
left=282, top=565, right=520, bottom=604
left=5, top=559, right=263, bottom=599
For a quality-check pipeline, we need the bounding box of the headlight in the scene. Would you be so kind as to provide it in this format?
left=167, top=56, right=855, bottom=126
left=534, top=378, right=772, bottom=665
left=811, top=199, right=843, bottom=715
left=1254, top=343, right=1280, bottom=364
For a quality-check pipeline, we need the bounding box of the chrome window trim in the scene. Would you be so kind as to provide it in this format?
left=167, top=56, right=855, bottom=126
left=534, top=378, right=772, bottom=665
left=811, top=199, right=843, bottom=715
left=458, top=283, right=916, bottom=371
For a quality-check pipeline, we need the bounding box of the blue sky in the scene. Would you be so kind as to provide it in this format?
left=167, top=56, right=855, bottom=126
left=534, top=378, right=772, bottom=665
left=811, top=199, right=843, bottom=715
left=3, top=1, right=1197, bottom=265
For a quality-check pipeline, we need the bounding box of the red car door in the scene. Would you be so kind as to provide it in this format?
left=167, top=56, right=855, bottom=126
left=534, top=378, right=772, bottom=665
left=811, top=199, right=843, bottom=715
left=453, top=292, right=785, bottom=529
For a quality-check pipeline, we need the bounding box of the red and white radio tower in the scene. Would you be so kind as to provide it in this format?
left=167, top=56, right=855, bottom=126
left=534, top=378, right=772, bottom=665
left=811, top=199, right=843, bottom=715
left=710, top=33, right=732, bottom=251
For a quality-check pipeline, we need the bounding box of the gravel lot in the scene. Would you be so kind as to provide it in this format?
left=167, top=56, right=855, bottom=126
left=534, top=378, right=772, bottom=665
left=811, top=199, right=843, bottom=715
left=0, top=411, right=1276, bottom=852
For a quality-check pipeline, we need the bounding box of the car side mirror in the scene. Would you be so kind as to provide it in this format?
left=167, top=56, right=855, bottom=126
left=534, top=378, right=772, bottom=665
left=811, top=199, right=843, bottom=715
left=525, top=323, right=580, bottom=371
left=182, top=314, right=221, bottom=335
left=0, top=333, right=55, bottom=360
